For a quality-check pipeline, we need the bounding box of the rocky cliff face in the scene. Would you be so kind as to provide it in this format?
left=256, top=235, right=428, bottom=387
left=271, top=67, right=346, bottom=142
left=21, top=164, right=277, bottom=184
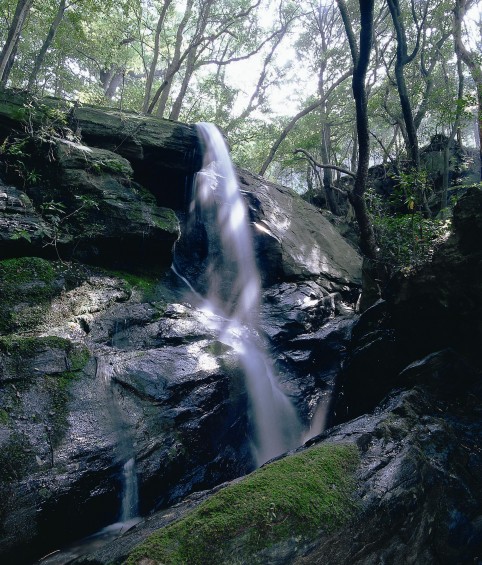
left=1, top=90, right=479, bottom=565
left=77, top=188, right=482, bottom=565
left=0, top=91, right=362, bottom=563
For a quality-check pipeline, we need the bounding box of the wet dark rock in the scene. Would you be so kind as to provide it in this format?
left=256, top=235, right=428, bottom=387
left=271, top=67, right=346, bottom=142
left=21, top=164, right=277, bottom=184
left=47, top=139, right=179, bottom=268
left=0, top=90, right=202, bottom=212
left=0, top=93, right=395, bottom=564
left=334, top=187, right=482, bottom=423
left=295, top=380, right=482, bottom=565
left=0, top=270, right=255, bottom=563
left=70, top=104, right=202, bottom=211
left=71, top=355, right=482, bottom=565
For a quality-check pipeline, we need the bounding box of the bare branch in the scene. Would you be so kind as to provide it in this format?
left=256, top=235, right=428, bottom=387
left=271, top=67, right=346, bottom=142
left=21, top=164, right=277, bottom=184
left=294, top=148, right=356, bottom=179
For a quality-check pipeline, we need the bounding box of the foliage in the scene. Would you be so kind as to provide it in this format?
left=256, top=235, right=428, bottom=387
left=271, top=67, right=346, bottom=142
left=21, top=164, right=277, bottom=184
left=126, top=443, right=359, bottom=564
left=366, top=188, right=452, bottom=273
left=0, top=97, right=75, bottom=186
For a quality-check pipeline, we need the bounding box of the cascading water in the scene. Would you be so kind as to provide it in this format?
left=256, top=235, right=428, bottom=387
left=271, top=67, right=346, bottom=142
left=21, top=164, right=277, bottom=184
left=97, top=356, right=140, bottom=525
left=177, top=123, right=302, bottom=466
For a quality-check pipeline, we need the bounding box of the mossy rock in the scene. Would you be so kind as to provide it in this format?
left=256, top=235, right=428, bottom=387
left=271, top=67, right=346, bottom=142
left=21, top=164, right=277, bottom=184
left=0, top=257, right=61, bottom=334
left=0, top=336, right=91, bottom=475
left=0, top=335, right=89, bottom=377
left=126, top=443, right=359, bottom=565
left=0, top=432, right=33, bottom=483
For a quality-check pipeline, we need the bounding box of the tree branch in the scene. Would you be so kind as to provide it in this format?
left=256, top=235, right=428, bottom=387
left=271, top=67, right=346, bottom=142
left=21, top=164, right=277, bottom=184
left=258, top=68, right=352, bottom=175
left=293, top=148, right=356, bottom=179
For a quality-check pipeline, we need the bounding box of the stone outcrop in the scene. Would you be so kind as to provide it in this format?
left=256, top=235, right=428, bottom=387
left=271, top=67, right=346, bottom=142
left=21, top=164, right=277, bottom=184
left=0, top=182, right=51, bottom=257
left=68, top=349, right=482, bottom=565
left=0, top=91, right=362, bottom=564
left=239, top=170, right=362, bottom=289
left=334, top=186, right=482, bottom=422
left=63, top=189, right=482, bottom=565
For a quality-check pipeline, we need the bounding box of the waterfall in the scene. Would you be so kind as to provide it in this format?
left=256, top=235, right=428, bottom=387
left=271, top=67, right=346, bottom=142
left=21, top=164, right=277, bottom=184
left=120, top=457, right=139, bottom=522
left=96, top=356, right=139, bottom=524
left=180, top=122, right=302, bottom=466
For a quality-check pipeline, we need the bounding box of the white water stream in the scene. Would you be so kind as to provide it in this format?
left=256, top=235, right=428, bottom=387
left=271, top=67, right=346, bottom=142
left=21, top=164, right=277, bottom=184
left=180, top=123, right=302, bottom=466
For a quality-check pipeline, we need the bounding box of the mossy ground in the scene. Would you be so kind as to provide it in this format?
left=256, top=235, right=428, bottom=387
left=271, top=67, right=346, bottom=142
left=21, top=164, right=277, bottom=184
left=126, top=443, right=359, bottom=565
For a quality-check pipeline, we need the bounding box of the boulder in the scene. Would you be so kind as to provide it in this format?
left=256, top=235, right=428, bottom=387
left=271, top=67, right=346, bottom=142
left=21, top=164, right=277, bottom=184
left=48, top=139, right=180, bottom=267
left=0, top=261, right=257, bottom=563
left=0, top=90, right=201, bottom=211
left=0, top=181, right=51, bottom=257
left=70, top=104, right=202, bottom=210
left=0, top=93, right=367, bottom=562
left=238, top=170, right=362, bottom=290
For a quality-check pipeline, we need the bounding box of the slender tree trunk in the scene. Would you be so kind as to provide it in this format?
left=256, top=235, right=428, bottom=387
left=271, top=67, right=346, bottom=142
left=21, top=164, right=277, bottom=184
left=387, top=0, right=420, bottom=168
left=338, top=0, right=377, bottom=260
left=154, top=0, right=195, bottom=117
left=103, top=70, right=124, bottom=100
left=393, top=63, right=419, bottom=167
left=169, top=50, right=197, bottom=120
left=454, top=0, right=482, bottom=180
left=0, top=0, right=34, bottom=83
left=350, top=126, right=358, bottom=171
left=258, top=69, right=352, bottom=176
left=442, top=54, right=464, bottom=212
left=320, top=119, right=339, bottom=214
left=27, top=0, right=66, bottom=91
left=142, top=0, right=173, bottom=113
left=0, top=38, right=19, bottom=87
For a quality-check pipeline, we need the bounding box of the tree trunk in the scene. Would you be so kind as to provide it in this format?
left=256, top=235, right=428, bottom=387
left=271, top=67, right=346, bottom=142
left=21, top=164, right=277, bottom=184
left=387, top=0, right=420, bottom=168
left=104, top=70, right=124, bottom=100
left=27, top=0, right=67, bottom=92
left=142, top=0, right=173, bottom=113
left=454, top=0, right=482, bottom=180
left=320, top=120, right=339, bottom=215
left=0, top=38, right=19, bottom=87
left=394, top=62, right=419, bottom=168
left=169, top=50, right=197, bottom=121
left=154, top=0, right=195, bottom=117
left=338, top=0, right=377, bottom=260
left=350, top=125, right=358, bottom=172
left=0, top=0, right=34, bottom=83
left=258, top=69, right=352, bottom=176
left=442, top=53, right=465, bottom=212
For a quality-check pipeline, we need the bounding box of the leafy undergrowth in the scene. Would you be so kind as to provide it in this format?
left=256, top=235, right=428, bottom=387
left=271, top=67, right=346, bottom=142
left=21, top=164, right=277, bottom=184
left=126, top=443, right=359, bottom=565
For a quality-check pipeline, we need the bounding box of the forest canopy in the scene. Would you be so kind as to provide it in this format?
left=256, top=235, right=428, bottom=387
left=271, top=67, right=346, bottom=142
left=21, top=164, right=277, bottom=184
left=0, top=0, right=481, bottom=271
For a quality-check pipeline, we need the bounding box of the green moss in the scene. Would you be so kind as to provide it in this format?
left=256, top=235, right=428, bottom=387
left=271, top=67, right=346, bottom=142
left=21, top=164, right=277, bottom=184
left=0, top=432, right=33, bottom=483
left=0, top=335, right=71, bottom=357
left=203, top=341, right=233, bottom=356
left=104, top=269, right=162, bottom=302
left=126, top=444, right=360, bottom=565
left=0, top=257, right=60, bottom=334
left=44, top=374, right=71, bottom=446
left=89, top=157, right=132, bottom=177
left=68, top=344, right=90, bottom=371
left=0, top=336, right=89, bottom=447
left=0, top=257, right=56, bottom=287
left=0, top=409, right=10, bottom=426
left=152, top=208, right=180, bottom=234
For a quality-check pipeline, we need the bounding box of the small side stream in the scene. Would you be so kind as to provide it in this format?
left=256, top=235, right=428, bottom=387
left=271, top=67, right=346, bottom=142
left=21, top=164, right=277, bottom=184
left=37, top=355, right=141, bottom=565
